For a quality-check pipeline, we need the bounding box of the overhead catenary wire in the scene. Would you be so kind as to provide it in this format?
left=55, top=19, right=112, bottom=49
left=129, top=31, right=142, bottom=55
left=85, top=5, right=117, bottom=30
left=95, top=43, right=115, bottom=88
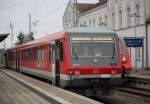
left=38, top=2, right=67, bottom=21
left=1, top=0, right=68, bottom=35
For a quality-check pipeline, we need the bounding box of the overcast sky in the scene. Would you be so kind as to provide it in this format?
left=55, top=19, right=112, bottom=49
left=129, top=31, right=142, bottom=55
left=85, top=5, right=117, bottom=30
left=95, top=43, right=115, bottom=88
left=0, top=0, right=97, bottom=48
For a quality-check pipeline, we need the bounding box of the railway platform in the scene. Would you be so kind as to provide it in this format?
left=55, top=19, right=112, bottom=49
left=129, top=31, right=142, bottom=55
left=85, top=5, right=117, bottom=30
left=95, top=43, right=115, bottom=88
left=128, top=69, right=150, bottom=79
left=126, top=69, right=150, bottom=90
left=0, top=70, right=52, bottom=104
left=0, top=67, right=102, bottom=104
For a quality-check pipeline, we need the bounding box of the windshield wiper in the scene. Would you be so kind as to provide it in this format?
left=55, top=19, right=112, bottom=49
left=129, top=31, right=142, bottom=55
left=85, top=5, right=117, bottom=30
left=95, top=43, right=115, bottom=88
left=75, top=53, right=78, bottom=61
left=112, top=43, right=115, bottom=59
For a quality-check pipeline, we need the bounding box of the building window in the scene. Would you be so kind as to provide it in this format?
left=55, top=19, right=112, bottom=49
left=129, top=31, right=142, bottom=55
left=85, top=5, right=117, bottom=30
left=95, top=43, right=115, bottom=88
left=83, top=22, right=87, bottom=27
left=119, top=10, right=122, bottom=28
left=80, top=23, right=82, bottom=27
left=135, top=4, right=140, bottom=25
left=93, top=18, right=95, bottom=27
left=105, top=15, right=107, bottom=27
left=127, top=7, right=131, bottom=27
left=112, top=12, right=115, bottom=30
left=89, top=19, right=91, bottom=27
left=99, top=16, right=102, bottom=26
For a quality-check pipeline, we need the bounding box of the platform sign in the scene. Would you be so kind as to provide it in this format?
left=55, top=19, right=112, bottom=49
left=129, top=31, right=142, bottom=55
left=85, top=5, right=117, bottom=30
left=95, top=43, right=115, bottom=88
left=124, top=38, right=143, bottom=47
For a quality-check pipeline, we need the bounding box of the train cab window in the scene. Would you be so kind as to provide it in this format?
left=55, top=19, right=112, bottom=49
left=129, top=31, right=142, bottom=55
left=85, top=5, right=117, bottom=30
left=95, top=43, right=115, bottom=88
left=60, top=42, right=64, bottom=61
left=71, top=36, right=115, bottom=57
left=119, top=37, right=126, bottom=56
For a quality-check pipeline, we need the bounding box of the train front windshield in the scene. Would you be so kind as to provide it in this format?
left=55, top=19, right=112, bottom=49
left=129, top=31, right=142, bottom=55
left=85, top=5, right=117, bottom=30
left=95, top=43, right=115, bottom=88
left=69, top=35, right=117, bottom=66
left=71, top=36, right=115, bottom=57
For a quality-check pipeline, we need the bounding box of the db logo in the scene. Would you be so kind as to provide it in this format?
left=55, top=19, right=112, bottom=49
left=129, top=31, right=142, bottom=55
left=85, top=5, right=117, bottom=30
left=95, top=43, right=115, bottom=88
left=93, top=69, right=99, bottom=74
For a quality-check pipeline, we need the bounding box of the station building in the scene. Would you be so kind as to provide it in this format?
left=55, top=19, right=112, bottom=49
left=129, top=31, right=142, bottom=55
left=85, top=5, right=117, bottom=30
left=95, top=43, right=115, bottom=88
left=0, top=33, right=9, bottom=64
left=63, top=0, right=150, bottom=69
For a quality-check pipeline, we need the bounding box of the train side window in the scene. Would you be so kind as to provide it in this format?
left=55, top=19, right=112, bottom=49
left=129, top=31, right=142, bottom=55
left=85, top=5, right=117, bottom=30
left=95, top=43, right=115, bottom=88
left=41, top=47, right=44, bottom=61
left=34, top=48, right=37, bottom=60
left=38, top=48, right=41, bottom=61
left=28, top=49, right=32, bottom=60
left=51, top=45, right=55, bottom=62
left=49, top=45, right=51, bottom=61
left=37, top=47, right=44, bottom=62
left=22, top=50, right=24, bottom=59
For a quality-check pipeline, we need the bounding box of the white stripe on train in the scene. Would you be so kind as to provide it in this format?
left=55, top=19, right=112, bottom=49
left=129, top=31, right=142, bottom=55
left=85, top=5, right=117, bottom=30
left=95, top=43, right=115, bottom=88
left=20, top=66, right=121, bottom=81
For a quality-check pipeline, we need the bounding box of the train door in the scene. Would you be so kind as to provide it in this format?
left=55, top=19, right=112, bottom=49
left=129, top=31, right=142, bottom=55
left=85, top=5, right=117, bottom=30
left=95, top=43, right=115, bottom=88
left=15, top=50, right=17, bottom=72
left=51, top=40, right=62, bottom=86
left=16, top=49, right=20, bottom=72
left=4, top=52, right=7, bottom=68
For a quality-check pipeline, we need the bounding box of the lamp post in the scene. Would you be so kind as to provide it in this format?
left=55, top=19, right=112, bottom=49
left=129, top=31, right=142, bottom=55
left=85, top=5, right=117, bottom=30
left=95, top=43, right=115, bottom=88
left=10, top=22, right=14, bottom=47
left=130, top=12, right=140, bottom=70
left=68, top=0, right=78, bottom=28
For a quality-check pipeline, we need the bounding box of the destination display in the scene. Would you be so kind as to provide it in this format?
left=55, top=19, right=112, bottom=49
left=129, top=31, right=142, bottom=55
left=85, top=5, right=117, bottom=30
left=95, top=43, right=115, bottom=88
left=72, top=36, right=113, bottom=41
left=124, top=38, right=143, bottom=47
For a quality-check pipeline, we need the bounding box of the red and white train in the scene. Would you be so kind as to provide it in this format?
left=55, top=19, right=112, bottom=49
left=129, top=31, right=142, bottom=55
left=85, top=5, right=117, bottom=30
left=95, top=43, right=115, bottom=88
left=5, top=28, right=131, bottom=96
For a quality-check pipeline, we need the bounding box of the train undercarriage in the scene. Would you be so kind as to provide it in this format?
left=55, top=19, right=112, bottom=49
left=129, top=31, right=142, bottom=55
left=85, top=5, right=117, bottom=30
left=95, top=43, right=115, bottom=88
left=62, top=78, right=123, bottom=96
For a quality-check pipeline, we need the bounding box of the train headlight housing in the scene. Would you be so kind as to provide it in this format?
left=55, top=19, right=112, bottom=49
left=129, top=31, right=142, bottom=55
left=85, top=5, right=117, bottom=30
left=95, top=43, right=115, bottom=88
left=68, top=71, right=73, bottom=75
left=111, top=69, right=117, bottom=75
left=122, top=56, right=126, bottom=63
left=74, top=70, right=80, bottom=76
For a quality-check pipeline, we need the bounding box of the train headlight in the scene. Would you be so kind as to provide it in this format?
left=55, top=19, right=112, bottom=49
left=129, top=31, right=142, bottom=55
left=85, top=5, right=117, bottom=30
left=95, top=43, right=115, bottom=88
left=74, top=70, right=80, bottom=76
left=122, top=56, right=126, bottom=63
left=68, top=71, right=73, bottom=75
left=111, top=69, right=117, bottom=75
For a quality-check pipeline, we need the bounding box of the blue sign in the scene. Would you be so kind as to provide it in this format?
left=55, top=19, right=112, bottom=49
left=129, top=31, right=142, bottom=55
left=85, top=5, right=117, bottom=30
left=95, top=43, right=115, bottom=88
left=124, top=38, right=143, bottom=47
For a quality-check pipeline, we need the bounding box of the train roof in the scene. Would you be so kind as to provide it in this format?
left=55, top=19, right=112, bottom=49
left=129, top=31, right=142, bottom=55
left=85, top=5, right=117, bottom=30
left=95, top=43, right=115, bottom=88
left=6, top=27, right=116, bottom=51
left=66, top=27, right=115, bottom=35
left=6, top=32, right=65, bottom=51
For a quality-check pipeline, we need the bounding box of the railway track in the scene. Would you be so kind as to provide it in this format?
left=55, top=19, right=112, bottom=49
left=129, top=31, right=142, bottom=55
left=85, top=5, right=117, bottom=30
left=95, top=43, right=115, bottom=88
left=118, top=86, right=150, bottom=98
left=125, top=76, right=150, bottom=90
left=91, top=96, right=126, bottom=104
left=94, top=86, right=150, bottom=104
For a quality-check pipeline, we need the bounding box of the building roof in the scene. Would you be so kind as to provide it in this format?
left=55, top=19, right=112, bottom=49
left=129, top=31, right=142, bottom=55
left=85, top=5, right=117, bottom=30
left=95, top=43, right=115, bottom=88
left=0, top=33, right=9, bottom=43
left=63, top=0, right=107, bottom=18
left=78, top=3, right=96, bottom=12
left=77, top=0, right=107, bottom=13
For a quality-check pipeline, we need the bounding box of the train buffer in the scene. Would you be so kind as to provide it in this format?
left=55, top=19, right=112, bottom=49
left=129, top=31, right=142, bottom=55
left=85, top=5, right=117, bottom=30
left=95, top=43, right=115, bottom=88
left=0, top=68, right=103, bottom=104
